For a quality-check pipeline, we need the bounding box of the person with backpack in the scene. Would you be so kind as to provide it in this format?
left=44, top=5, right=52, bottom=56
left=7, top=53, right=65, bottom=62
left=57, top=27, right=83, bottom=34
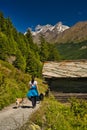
left=27, top=75, right=39, bottom=108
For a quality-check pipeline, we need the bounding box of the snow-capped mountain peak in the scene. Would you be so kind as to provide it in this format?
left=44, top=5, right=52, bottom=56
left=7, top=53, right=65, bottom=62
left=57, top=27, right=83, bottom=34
left=32, top=22, right=69, bottom=36
left=25, top=22, right=69, bottom=43
left=32, top=24, right=53, bottom=35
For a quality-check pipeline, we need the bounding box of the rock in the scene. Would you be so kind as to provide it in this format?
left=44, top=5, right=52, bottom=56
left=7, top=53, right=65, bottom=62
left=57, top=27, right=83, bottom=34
left=29, top=123, right=41, bottom=130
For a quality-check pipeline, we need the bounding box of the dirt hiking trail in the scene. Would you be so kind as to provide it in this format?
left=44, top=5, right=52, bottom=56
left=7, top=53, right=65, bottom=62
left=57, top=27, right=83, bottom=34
left=0, top=98, right=40, bottom=130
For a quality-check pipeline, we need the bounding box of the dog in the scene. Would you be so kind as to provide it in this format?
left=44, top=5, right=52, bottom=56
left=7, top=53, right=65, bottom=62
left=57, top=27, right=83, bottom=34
left=45, top=88, right=50, bottom=97
left=39, top=93, right=44, bottom=101
left=16, top=98, right=24, bottom=108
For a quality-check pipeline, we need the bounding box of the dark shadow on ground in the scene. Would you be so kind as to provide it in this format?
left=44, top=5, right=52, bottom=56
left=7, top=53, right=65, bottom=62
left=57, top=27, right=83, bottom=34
left=13, top=106, right=32, bottom=109
left=12, top=106, right=18, bottom=109
left=21, top=106, right=32, bottom=108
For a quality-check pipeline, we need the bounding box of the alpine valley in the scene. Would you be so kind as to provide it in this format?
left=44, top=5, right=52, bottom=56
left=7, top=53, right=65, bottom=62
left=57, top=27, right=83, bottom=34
left=27, top=21, right=87, bottom=60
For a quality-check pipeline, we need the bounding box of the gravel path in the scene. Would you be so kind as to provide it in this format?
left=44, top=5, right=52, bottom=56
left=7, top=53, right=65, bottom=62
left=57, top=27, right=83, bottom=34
left=0, top=98, right=40, bottom=130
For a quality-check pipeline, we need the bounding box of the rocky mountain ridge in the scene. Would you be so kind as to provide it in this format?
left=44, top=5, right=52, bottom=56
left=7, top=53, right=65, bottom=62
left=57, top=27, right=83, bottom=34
left=25, top=21, right=87, bottom=45
left=54, top=21, right=87, bottom=43
left=32, top=22, right=69, bottom=35
left=26, top=22, right=69, bottom=44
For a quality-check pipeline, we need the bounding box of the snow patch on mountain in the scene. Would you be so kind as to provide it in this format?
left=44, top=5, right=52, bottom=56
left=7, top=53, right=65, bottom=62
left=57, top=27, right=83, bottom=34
left=32, top=22, right=69, bottom=36
left=25, top=22, right=69, bottom=43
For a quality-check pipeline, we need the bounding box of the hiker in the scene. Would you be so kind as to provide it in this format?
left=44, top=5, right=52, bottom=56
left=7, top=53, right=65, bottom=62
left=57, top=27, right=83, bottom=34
left=27, top=75, right=39, bottom=108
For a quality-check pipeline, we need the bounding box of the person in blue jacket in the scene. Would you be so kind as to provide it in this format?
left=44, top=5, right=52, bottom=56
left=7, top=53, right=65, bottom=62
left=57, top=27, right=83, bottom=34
left=27, top=75, right=39, bottom=108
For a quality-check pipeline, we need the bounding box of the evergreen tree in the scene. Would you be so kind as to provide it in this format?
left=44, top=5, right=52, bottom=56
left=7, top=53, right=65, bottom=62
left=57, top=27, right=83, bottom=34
left=13, top=50, right=26, bottom=71
left=0, top=12, right=6, bottom=32
left=26, top=50, right=42, bottom=77
left=25, top=29, right=34, bottom=48
left=5, top=17, right=13, bottom=36
left=39, top=36, right=49, bottom=62
left=16, top=32, right=28, bottom=58
left=0, top=32, right=8, bottom=60
left=0, top=32, right=16, bottom=60
left=48, top=44, right=61, bottom=61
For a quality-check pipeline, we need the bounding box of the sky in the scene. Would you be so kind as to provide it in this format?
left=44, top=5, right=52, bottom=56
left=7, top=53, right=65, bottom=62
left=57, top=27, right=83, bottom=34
left=0, top=0, right=87, bottom=33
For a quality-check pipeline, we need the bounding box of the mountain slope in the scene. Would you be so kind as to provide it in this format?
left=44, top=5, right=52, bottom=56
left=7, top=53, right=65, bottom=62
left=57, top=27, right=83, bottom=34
left=55, top=21, right=87, bottom=43
left=30, top=21, right=87, bottom=44
left=56, top=40, right=87, bottom=60
left=55, top=21, right=87, bottom=60
left=30, top=22, right=69, bottom=43
left=31, top=21, right=87, bottom=60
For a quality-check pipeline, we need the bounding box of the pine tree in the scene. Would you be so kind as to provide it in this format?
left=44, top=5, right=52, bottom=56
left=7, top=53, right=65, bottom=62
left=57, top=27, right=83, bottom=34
left=39, top=36, right=49, bottom=62
left=13, top=50, right=26, bottom=71
left=26, top=50, right=42, bottom=77
left=0, top=12, right=6, bottom=32
left=48, top=44, right=61, bottom=61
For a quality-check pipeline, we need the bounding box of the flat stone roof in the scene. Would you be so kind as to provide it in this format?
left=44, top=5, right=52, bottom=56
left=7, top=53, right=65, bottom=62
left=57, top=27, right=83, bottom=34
left=42, top=60, right=87, bottom=78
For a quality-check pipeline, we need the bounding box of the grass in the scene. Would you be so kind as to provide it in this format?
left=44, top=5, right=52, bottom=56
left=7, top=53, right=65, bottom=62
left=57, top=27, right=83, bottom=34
left=56, top=41, right=87, bottom=60
left=21, top=94, right=87, bottom=130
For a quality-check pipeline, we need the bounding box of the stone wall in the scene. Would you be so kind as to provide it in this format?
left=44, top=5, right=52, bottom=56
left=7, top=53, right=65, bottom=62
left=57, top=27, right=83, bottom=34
left=45, top=77, right=87, bottom=93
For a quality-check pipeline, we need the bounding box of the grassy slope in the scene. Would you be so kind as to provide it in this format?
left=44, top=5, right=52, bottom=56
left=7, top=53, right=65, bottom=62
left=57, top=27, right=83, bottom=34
left=21, top=95, right=87, bottom=130
left=56, top=41, right=87, bottom=60
left=0, top=60, right=48, bottom=110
